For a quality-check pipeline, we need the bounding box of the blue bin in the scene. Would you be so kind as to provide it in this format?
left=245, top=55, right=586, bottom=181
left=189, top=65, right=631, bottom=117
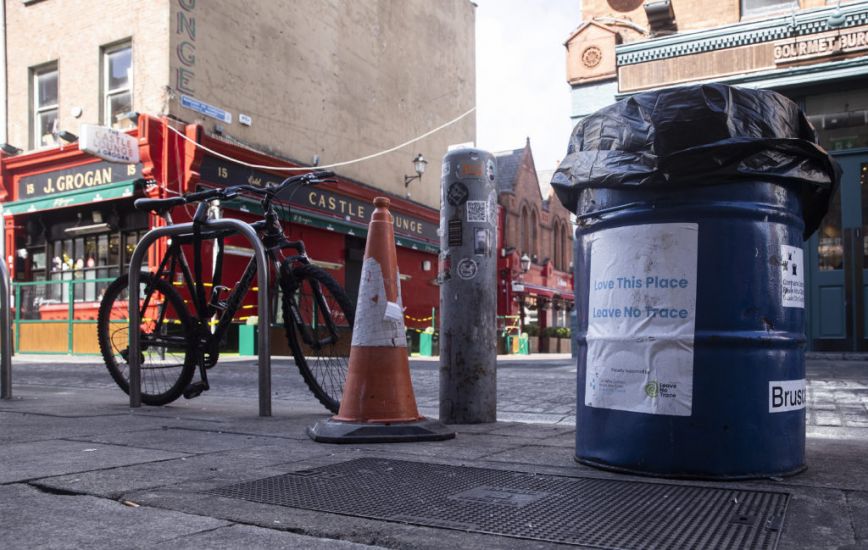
left=555, top=85, right=839, bottom=479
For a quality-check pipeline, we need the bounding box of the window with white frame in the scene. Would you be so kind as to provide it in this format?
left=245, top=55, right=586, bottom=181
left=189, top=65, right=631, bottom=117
left=741, top=0, right=798, bottom=17
left=32, top=65, right=58, bottom=149
left=103, top=43, right=133, bottom=129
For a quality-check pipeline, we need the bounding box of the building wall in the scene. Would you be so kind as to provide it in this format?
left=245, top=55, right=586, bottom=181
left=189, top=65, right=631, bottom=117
left=570, top=79, right=618, bottom=121
left=5, top=0, right=170, bottom=149
left=168, top=0, right=476, bottom=209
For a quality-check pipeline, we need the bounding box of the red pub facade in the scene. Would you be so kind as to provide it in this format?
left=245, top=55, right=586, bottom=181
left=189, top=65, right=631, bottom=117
left=1, top=115, right=440, bottom=353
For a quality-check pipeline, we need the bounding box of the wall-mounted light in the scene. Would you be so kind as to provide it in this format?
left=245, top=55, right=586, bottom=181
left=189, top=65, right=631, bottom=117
left=422, top=259, right=432, bottom=272
left=403, top=153, right=428, bottom=194
left=64, top=223, right=111, bottom=236
left=644, top=0, right=677, bottom=36
left=827, top=1, right=845, bottom=29
left=117, top=111, right=140, bottom=122
left=55, top=130, right=78, bottom=143
left=520, top=253, right=531, bottom=273
left=0, top=143, right=22, bottom=155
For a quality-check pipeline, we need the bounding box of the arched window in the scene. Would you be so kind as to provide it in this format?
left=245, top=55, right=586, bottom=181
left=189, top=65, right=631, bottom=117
left=553, top=219, right=563, bottom=270
left=561, top=223, right=570, bottom=271
left=530, top=209, right=538, bottom=260
left=520, top=205, right=530, bottom=256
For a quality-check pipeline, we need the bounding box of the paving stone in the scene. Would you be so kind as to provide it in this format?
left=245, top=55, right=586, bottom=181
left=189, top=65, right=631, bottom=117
left=0, top=439, right=187, bottom=483
left=843, top=491, right=868, bottom=546
left=0, top=484, right=230, bottom=549
left=154, top=524, right=383, bottom=549
left=777, top=488, right=856, bottom=549
left=35, top=444, right=336, bottom=499
left=815, top=412, right=844, bottom=426
left=69, top=427, right=292, bottom=454
left=482, top=444, right=578, bottom=468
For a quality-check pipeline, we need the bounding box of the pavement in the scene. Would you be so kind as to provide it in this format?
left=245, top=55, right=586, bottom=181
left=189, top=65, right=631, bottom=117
left=0, top=353, right=867, bottom=549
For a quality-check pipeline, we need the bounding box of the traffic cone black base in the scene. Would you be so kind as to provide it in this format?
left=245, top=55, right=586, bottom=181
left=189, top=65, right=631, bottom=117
left=308, top=417, right=455, bottom=444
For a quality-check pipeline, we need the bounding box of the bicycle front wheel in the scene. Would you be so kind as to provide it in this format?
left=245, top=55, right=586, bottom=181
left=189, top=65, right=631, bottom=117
left=281, top=263, right=355, bottom=413
left=97, top=272, right=196, bottom=406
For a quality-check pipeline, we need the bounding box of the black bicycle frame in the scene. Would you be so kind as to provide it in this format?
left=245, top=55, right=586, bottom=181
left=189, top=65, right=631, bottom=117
left=145, top=191, right=342, bottom=358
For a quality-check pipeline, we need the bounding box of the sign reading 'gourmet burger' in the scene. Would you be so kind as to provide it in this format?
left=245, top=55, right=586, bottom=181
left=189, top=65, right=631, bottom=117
left=774, top=25, right=868, bottom=63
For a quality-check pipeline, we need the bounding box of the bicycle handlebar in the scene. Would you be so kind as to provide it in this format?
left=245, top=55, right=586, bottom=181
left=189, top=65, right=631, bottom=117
left=134, top=171, right=335, bottom=214
left=193, top=170, right=335, bottom=204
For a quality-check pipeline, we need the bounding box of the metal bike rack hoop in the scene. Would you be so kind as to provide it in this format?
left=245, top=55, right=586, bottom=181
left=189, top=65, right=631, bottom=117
left=128, top=219, right=272, bottom=416
left=0, top=260, right=12, bottom=400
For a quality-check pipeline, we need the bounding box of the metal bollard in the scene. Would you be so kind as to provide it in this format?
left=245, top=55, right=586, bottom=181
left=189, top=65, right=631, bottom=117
left=128, top=219, right=272, bottom=416
left=438, top=147, right=498, bottom=423
left=1, top=260, right=12, bottom=400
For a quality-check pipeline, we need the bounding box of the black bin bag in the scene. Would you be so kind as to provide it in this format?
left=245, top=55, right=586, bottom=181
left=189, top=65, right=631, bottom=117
left=552, top=83, right=840, bottom=239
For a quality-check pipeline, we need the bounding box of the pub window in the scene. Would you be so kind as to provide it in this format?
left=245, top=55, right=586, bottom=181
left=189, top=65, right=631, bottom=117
left=32, top=64, right=58, bottom=149
left=741, top=0, right=798, bottom=16
left=102, top=42, right=133, bottom=130
left=805, top=88, right=868, bottom=151
left=44, top=231, right=138, bottom=304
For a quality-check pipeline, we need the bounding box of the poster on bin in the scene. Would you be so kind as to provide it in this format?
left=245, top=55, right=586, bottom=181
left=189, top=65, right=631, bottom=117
left=585, top=223, right=698, bottom=416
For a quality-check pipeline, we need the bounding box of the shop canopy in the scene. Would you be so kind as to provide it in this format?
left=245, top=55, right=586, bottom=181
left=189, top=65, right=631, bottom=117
left=512, top=282, right=575, bottom=303
left=1, top=180, right=138, bottom=215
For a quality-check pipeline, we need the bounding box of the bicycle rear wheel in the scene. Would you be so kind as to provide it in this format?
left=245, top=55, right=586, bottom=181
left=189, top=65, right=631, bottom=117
left=97, top=272, right=196, bottom=406
left=281, top=263, right=354, bottom=413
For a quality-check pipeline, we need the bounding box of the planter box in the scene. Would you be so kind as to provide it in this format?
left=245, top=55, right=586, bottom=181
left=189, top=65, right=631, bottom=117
left=528, top=336, right=539, bottom=353
left=558, top=338, right=572, bottom=354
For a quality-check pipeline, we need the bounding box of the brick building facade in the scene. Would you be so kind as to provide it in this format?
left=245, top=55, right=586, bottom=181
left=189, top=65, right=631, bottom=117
left=495, top=139, right=574, bottom=347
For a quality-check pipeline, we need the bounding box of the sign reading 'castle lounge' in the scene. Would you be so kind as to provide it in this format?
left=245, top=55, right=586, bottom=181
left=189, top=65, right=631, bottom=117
left=199, top=156, right=438, bottom=242
left=774, top=25, right=868, bottom=63
left=17, top=161, right=142, bottom=201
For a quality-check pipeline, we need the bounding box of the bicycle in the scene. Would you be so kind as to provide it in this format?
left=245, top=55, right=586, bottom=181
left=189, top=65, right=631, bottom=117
left=96, top=171, right=354, bottom=413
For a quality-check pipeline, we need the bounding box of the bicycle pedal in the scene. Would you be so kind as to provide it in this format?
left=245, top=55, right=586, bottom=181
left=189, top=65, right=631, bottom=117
left=209, top=285, right=231, bottom=311
left=183, top=381, right=209, bottom=399
left=209, top=300, right=229, bottom=311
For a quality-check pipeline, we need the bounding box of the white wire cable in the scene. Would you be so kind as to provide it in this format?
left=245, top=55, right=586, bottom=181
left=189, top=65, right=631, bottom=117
left=165, top=106, right=476, bottom=171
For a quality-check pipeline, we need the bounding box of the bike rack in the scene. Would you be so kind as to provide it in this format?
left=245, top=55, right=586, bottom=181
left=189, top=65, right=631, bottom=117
left=128, top=219, right=273, bottom=416
left=1, top=260, right=12, bottom=400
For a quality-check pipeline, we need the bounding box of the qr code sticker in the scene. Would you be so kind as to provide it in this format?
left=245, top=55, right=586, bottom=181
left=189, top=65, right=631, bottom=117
left=466, top=200, right=488, bottom=223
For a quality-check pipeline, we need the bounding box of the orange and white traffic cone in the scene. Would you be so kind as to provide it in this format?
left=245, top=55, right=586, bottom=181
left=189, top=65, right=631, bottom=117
left=308, top=197, right=455, bottom=443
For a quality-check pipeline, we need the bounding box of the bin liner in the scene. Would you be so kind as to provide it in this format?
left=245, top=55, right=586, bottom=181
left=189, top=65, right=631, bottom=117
left=552, top=84, right=840, bottom=239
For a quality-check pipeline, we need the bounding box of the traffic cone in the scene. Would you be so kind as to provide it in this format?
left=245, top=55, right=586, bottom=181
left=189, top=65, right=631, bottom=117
left=308, top=197, right=455, bottom=443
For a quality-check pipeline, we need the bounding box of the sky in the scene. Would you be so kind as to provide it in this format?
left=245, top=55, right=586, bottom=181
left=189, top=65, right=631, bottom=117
left=474, top=0, right=581, bottom=173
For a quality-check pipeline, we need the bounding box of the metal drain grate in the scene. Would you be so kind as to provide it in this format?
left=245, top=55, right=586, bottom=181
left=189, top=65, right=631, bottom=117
left=211, top=457, right=789, bottom=549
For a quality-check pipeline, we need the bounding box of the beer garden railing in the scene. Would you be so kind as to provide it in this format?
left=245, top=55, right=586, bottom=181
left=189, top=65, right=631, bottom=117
left=12, top=276, right=117, bottom=355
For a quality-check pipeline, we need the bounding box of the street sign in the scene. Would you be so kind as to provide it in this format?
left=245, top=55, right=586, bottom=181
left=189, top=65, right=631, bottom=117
left=180, top=94, right=232, bottom=124
left=79, top=124, right=139, bottom=164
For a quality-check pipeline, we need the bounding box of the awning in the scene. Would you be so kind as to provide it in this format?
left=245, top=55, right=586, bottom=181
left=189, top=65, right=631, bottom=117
left=512, top=282, right=575, bottom=302
left=1, top=180, right=138, bottom=215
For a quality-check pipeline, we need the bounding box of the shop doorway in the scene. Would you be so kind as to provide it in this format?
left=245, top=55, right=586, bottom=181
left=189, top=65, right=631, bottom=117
left=806, top=150, right=868, bottom=351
